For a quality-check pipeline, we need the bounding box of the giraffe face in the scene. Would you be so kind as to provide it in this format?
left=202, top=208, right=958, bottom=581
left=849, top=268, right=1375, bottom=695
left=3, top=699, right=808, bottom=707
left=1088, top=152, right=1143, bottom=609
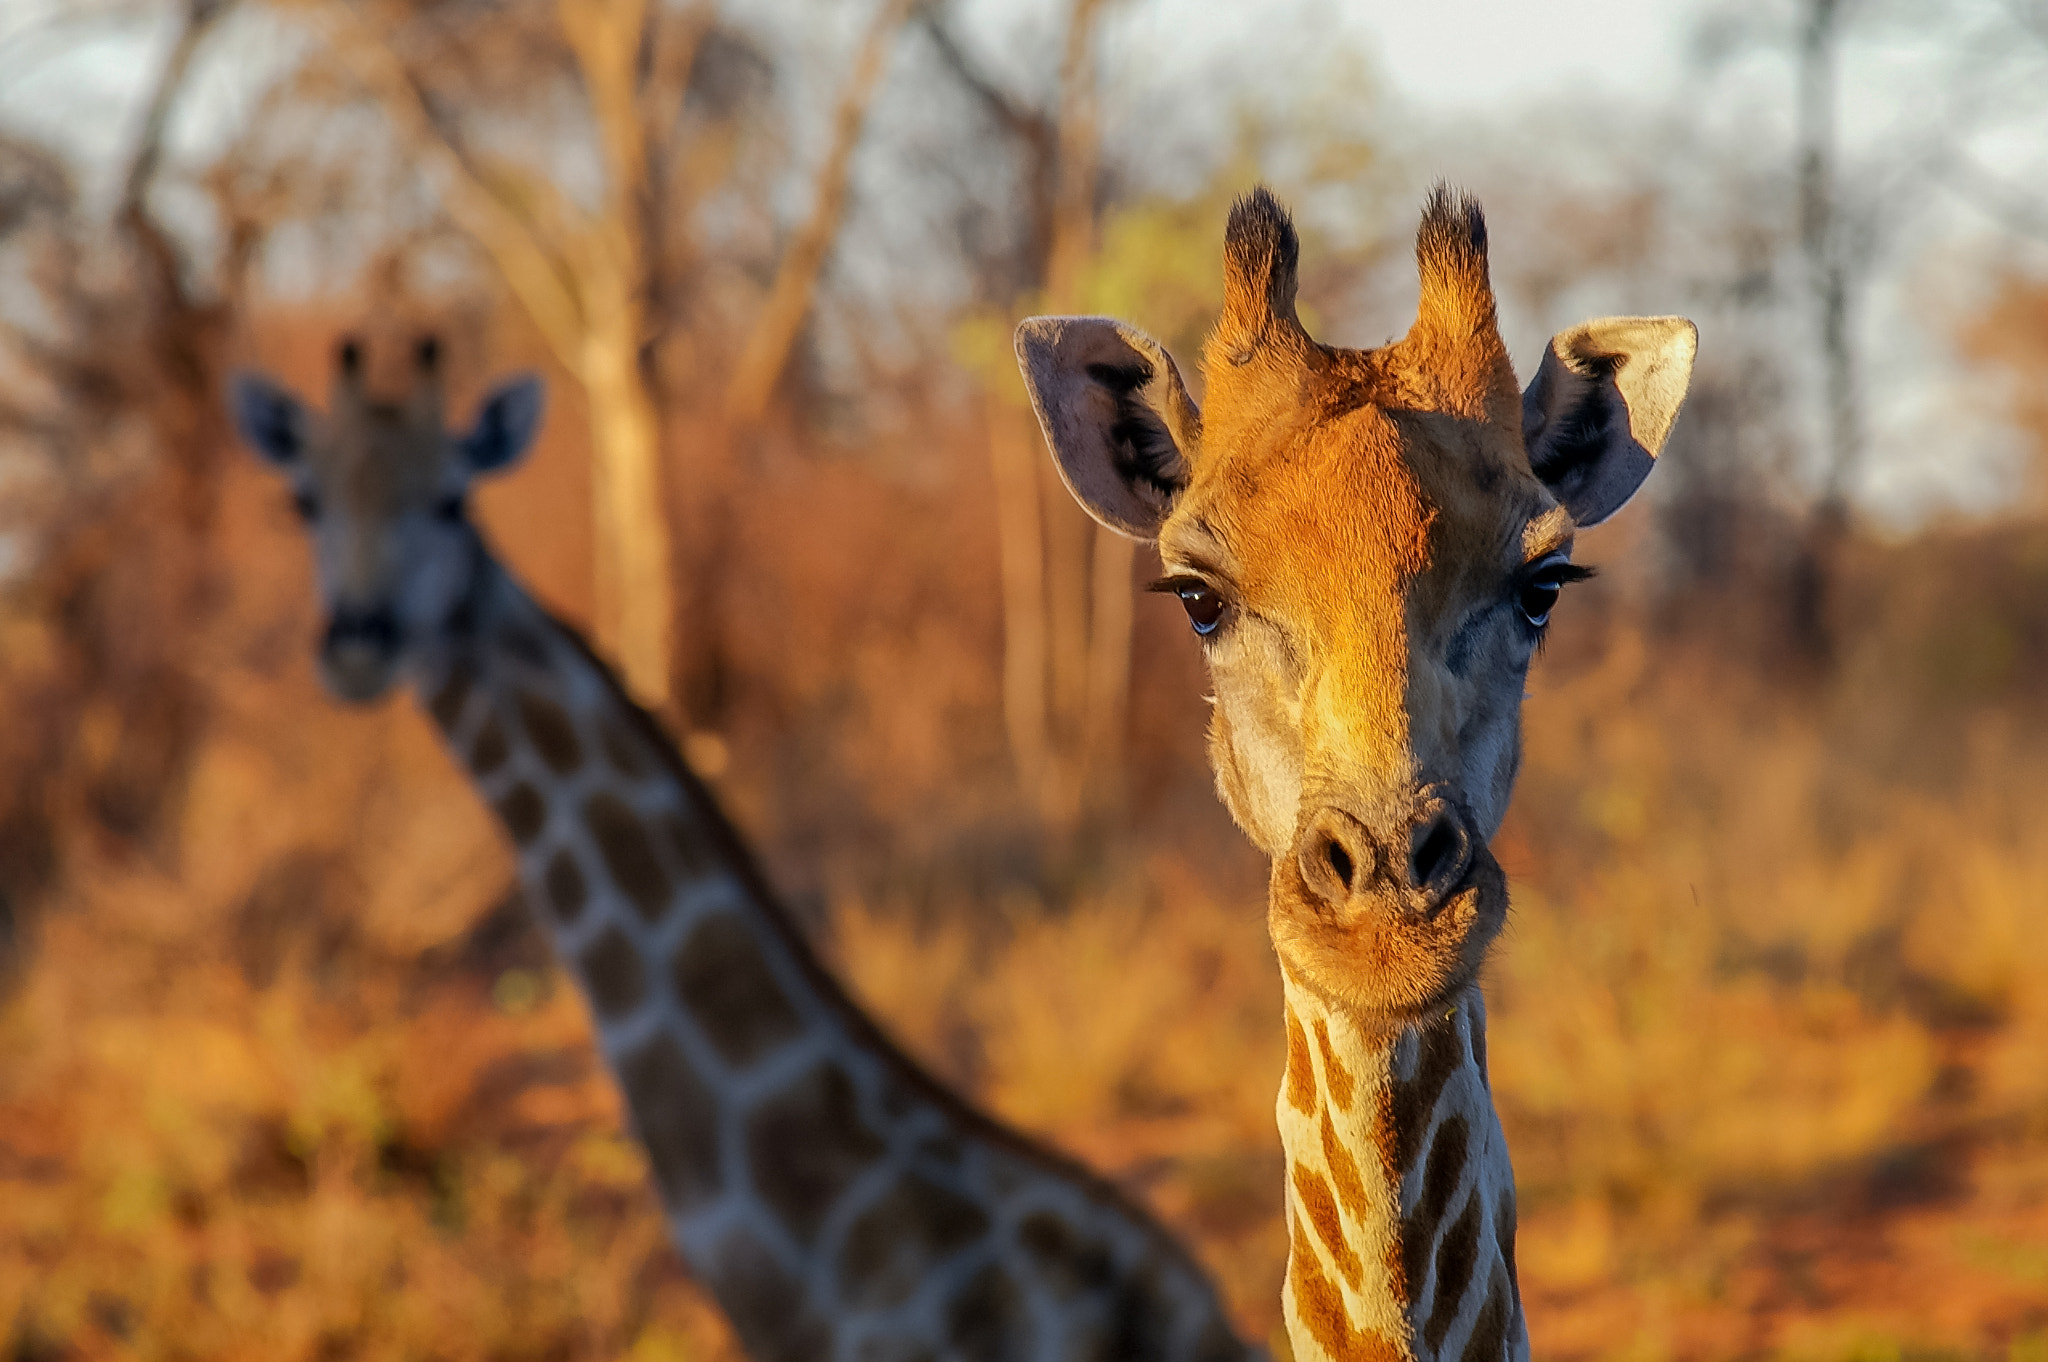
left=1018, top=188, right=1695, bottom=1026
left=232, top=339, right=544, bottom=702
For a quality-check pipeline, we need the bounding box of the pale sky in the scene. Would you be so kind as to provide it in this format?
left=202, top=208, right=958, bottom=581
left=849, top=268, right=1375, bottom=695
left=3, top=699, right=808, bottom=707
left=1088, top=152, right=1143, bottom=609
left=1343, top=0, right=1694, bottom=111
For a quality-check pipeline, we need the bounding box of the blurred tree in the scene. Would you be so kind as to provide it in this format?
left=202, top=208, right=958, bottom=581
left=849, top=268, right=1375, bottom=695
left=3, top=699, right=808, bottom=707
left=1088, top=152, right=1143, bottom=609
left=931, top=0, right=1135, bottom=849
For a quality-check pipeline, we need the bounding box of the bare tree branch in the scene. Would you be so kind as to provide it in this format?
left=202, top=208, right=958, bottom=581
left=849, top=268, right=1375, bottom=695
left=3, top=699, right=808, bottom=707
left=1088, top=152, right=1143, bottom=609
left=309, top=0, right=588, bottom=373
left=723, top=0, right=921, bottom=424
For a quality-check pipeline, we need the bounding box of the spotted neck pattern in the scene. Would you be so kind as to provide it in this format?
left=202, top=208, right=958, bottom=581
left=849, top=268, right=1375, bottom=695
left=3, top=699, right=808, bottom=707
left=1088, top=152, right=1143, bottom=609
left=412, top=535, right=1253, bottom=1362
left=1275, top=972, right=1526, bottom=1362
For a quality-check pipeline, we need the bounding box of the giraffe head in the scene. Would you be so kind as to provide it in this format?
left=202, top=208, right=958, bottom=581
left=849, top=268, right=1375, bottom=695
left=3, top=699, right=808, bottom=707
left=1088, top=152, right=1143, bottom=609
left=1018, top=187, right=1695, bottom=1028
left=232, top=336, right=544, bottom=702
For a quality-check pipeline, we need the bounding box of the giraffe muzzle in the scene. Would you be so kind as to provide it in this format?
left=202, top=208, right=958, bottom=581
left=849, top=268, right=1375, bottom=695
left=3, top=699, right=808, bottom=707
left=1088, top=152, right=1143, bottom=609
left=320, top=606, right=402, bottom=702
left=1295, top=799, right=1475, bottom=920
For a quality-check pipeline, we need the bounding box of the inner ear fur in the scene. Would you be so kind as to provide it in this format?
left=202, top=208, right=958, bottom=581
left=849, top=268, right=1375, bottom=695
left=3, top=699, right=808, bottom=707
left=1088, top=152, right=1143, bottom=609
left=1013, top=316, right=1201, bottom=541
left=1520, top=315, right=1698, bottom=528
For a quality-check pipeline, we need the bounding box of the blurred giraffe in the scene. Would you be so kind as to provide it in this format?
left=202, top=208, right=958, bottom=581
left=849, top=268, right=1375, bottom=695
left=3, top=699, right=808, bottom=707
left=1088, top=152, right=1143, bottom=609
left=232, top=337, right=1257, bottom=1362
left=1017, top=187, right=1696, bottom=1362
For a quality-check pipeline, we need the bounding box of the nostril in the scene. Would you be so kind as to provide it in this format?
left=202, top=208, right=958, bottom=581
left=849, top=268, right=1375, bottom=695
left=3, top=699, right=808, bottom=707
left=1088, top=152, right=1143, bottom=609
left=1325, top=838, right=1355, bottom=893
left=1297, top=808, right=1374, bottom=909
left=1410, top=813, right=1466, bottom=891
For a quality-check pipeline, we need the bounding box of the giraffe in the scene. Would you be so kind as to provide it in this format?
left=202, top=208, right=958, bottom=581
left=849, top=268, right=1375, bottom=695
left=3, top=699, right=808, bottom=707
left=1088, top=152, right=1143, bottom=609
left=230, top=336, right=1258, bottom=1362
left=1015, top=186, right=1697, bottom=1362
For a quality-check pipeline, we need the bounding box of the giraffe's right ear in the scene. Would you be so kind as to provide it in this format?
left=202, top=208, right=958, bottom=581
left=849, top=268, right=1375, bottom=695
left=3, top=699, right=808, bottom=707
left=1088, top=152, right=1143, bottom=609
left=1014, top=316, right=1200, bottom=542
left=460, top=375, right=545, bottom=474
left=230, top=372, right=309, bottom=467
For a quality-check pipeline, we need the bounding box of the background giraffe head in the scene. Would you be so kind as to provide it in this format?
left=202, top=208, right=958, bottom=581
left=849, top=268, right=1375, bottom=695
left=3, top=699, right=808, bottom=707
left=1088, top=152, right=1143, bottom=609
left=1018, top=187, right=1696, bottom=1027
left=231, top=337, right=544, bottom=702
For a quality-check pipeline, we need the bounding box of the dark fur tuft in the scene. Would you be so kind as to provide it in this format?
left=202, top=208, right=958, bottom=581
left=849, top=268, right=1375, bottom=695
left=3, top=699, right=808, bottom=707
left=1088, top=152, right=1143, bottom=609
left=1223, top=185, right=1301, bottom=324
left=1416, top=183, right=1487, bottom=272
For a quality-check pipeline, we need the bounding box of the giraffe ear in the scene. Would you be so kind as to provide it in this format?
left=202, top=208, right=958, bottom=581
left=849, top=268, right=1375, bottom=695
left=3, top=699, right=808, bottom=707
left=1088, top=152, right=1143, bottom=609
left=1013, top=316, right=1201, bottom=542
left=461, top=375, right=545, bottom=474
left=1521, top=316, right=1698, bottom=527
left=230, top=372, right=309, bottom=467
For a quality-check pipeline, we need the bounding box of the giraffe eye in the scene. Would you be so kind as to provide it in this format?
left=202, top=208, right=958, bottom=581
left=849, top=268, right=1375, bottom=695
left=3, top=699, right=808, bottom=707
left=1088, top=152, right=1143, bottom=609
left=1518, top=575, right=1561, bottom=627
left=433, top=494, right=464, bottom=522
left=1516, top=557, right=1593, bottom=629
left=291, top=488, right=320, bottom=520
left=1178, top=586, right=1226, bottom=636
left=1148, top=575, right=1231, bottom=637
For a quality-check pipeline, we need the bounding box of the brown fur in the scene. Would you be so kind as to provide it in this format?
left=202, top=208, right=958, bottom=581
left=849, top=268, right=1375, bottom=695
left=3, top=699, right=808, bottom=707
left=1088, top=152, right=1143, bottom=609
left=670, top=913, right=805, bottom=1066
left=1295, top=1163, right=1364, bottom=1289
left=1424, top=1193, right=1483, bottom=1352
left=837, top=1173, right=992, bottom=1309
left=578, top=924, right=648, bottom=1020
left=1286, top=1005, right=1321, bottom=1115
left=745, top=1063, right=887, bottom=1246
left=582, top=791, right=672, bottom=920
left=1315, top=1018, right=1356, bottom=1111
left=515, top=689, right=583, bottom=774
left=1290, top=1212, right=1406, bottom=1362
left=495, top=782, right=546, bottom=844
left=616, top=1033, right=721, bottom=1206
left=542, top=849, right=588, bottom=924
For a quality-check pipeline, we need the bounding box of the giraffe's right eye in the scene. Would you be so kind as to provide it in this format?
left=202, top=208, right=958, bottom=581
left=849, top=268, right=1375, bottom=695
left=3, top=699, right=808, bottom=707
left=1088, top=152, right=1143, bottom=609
left=432, top=494, right=465, bottom=522
left=291, top=488, right=320, bottom=520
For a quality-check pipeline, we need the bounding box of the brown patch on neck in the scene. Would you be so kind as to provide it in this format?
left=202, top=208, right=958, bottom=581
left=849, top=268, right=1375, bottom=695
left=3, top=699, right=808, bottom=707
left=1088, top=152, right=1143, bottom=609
left=1292, top=1164, right=1363, bottom=1290
left=1459, top=1265, right=1514, bottom=1362
left=515, top=689, right=584, bottom=775
left=1392, top=1017, right=1467, bottom=1175
left=1290, top=1212, right=1405, bottom=1362
left=1314, top=1018, right=1356, bottom=1111
left=1319, top=1108, right=1372, bottom=1227
left=1286, top=1005, right=1320, bottom=1116
left=1424, top=1189, right=1484, bottom=1354
left=582, top=791, right=673, bottom=921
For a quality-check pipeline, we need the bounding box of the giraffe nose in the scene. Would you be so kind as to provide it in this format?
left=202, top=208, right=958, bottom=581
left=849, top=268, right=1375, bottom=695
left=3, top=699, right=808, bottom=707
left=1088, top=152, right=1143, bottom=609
left=1296, top=801, right=1474, bottom=915
left=324, top=604, right=400, bottom=655
left=320, top=604, right=402, bottom=702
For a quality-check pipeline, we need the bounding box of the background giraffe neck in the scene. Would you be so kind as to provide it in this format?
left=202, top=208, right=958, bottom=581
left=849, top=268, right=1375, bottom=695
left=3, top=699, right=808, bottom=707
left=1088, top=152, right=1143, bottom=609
left=408, top=539, right=1255, bottom=1362
left=1275, top=972, right=1528, bottom=1362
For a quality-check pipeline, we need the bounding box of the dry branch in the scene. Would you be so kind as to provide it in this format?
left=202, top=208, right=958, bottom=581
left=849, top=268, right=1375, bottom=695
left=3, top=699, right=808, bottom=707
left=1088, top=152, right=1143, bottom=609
left=722, top=0, right=920, bottom=425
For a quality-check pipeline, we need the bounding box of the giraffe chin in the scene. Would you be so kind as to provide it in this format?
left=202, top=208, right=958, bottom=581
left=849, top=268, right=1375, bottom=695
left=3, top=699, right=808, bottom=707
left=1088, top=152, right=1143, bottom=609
left=319, top=645, right=402, bottom=705
left=1266, top=847, right=1508, bottom=1029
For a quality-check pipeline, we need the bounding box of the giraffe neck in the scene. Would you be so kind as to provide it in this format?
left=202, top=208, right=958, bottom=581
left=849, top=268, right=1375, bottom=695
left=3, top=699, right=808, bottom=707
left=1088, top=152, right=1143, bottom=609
left=408, top=538, right=1254, bottom=1362
left=1275, top=970, right=1527, bottom=1362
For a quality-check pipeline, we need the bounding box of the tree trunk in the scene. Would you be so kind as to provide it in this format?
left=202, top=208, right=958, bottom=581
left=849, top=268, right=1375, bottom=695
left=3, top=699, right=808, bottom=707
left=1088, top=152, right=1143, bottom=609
left=580, top=308, right=673, bottom=710
left=1793, top=0, right=1857, bottom=668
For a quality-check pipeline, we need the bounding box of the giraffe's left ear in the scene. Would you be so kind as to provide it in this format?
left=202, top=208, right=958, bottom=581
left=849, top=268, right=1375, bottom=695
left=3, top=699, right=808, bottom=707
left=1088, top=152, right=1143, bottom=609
left=461, top=375, right=545, bottom=474
left=1521, top=316, right=1697, bottom=527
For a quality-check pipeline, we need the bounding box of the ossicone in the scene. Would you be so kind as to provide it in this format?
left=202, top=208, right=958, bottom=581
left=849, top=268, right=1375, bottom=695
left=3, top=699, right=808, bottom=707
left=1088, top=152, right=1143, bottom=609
left=1213, top=185, right=1309, bottom=366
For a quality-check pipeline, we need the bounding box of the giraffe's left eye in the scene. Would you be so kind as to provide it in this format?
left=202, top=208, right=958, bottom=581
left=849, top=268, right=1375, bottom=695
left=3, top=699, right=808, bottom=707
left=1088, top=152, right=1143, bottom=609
left=1516, top=557, right=1594, bottom=629
left=432, top=494, right=464, bottom=522
left=291, top=488, right=320, bottom=520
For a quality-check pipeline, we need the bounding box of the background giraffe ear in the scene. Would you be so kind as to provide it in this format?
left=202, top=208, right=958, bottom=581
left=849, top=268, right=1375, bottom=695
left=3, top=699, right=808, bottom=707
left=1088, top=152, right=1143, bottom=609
left=460, top=375, right=545, bottom=474
left=1013, top=316, right=1201, bottom=542
left=230, top=372, right=310, bottom=467
left=1521, top=316, right=1698, bottom=527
